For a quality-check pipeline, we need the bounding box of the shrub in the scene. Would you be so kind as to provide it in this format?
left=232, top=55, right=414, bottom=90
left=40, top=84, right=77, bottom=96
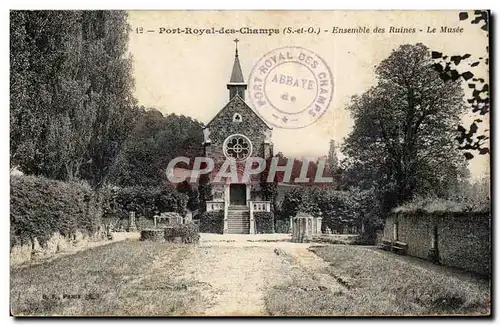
left=393, top=195, right=491, bottom=214
left=274, top=219, right=290, bottom=233
left=254, top=211, right=274, bottom=234
left=281, top=186, right=381, bottom=236
left=165, top=223, right=200, bottom=244
left=140, top=229, right=165, bottom=242
left=102, top=186, right=188, bottom=222
left=199, top=211, right=224, bottom=234
left=10, top=175, right=101, bottom=247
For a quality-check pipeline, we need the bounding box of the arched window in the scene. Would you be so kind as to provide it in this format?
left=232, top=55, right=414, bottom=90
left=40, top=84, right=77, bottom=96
left=232, top=113, right=242, bottom=123
left=223, top=134, right=252, bottom=160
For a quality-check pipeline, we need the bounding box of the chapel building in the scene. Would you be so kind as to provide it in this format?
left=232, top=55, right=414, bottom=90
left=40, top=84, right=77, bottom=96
left=202, top=41, right=273, bottom=234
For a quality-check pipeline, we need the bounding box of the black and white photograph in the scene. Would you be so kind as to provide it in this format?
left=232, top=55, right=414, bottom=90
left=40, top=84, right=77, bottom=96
left=9, top=9, right=491, bottom=316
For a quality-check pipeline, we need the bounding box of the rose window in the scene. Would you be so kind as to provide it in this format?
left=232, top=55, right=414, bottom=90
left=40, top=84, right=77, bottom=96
left=223, top=134, right=252, bottom=160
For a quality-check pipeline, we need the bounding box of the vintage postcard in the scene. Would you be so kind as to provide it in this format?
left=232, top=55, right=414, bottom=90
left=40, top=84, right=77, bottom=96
left=10, top=10, right=490, bottom=316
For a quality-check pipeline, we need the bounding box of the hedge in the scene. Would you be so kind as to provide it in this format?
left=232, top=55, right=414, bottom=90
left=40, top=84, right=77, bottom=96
left=199, top=211, right=224, bottom=234
left=10, top=175, right=101, bottom=247
left=254, top=211, right=274, bottom=234
left=102, top=186, right=188, bottom=221
left=165, top=222, right=200, bottom=243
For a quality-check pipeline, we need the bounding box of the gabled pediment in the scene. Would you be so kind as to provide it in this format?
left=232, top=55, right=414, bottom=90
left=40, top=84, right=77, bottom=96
left=206, top=94, right=273, bottom=130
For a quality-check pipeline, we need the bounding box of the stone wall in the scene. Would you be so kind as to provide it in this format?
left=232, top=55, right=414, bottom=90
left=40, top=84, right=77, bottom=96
left=397, top=213, right=434, bottom=260
left=381, top=212, right=491, bottom=276
left=438, top=213, right=491, bottom=276
left=10, top=231, right=107, bottom=266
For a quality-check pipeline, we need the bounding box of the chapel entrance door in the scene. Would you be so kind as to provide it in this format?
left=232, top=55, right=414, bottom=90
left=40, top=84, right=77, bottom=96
left=229, top=184, right=247, bottom=205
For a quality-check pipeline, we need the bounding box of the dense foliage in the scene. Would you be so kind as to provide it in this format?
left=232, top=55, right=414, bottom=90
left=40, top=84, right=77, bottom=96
left=176, top=181, right=201, bottom=212
left=254, top=212, right=274, bottom=234
left=199, top=211, right=224, bottom=234
left=197, top=173, right=213, bottom=213
left=165, top=223, right=200, bottom=244
left=10, top=11, right=137, bottom=187
left=10, top=175, right=101, bottom=247
left=343, top=43, right=468, bottom=211
left=279, top=186, right=382, bottom=236
left=109, top=109, right=204, bottom=187
left=260, top=157, right=279, bottom=212
left=102, top=186, right=188, bottom=221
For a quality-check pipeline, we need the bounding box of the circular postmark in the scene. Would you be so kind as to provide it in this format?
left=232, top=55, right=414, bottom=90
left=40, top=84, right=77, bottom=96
left=248, top=46, right=334, bottom=129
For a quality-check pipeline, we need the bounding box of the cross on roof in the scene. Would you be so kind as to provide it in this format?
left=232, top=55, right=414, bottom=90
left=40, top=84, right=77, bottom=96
left=234, top=38, right=239, bottom=56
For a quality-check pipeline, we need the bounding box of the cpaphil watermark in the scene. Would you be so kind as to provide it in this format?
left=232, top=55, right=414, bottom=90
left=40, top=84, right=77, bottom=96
left=248, top=46, right=334, bottom=129
left=166, top=156, right=333, bottom=184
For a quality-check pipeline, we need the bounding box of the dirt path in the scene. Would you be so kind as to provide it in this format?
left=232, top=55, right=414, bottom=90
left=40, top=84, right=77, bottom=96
left=150, top=236, right=342, bottom=316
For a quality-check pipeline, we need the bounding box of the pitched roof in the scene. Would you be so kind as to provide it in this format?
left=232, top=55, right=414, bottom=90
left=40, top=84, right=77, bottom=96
left=229, top=52, right=245, bottom=84
left=205, top=94, right=272, bottom=129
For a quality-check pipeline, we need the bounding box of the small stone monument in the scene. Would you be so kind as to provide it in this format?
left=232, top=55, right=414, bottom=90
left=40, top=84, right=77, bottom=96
left=154, top=212, right=183, bottom=228
left=291, top=212, right=322, bottom=243
left=127, top=211, right=137, bottom=232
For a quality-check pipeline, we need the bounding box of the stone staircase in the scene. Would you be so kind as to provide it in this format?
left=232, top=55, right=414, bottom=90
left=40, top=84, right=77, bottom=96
left=227, top=205, right=250, bottom=234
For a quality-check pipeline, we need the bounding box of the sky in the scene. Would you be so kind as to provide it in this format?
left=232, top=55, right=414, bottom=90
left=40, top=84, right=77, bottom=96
left=127, top=10, right=489, bottom=179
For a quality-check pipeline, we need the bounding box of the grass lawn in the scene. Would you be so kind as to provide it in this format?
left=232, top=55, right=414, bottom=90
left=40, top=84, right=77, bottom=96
left=10, top=240, right=207, bottom=316
left=265, top=245, right=490, bottom=316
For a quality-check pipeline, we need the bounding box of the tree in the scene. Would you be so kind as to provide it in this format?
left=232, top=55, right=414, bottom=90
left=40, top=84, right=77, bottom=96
left=10, top=11, right=137, bottom=187
left=343, top=43, right=468, bottom=209
left=280, top=187, right=303, bottom=220
left=79, top=11, right=137, bottom=188
left=176, top=181, right=200, bottom=212
left=108, top=108, right=204, bottom=187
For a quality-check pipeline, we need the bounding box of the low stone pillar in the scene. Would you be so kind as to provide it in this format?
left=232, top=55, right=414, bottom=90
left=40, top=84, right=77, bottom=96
left=291, top=215, right=313, bottom=243
left=249, top=203, right=255, bottom=234
left=127, top=211, right=137, bottom=232
left=185, top=211, right=193, bottom=223
left=316, top=217, right=322, bottom=235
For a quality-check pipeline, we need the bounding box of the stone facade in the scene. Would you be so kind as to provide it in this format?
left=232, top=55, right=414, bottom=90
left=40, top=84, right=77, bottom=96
left=204, top=95, right=272, bottom=176
left=203, top=44, right=274, bottom=234
left=204, top=97, right=273, bottom=203
left=203, top=45, right=273, bottom=206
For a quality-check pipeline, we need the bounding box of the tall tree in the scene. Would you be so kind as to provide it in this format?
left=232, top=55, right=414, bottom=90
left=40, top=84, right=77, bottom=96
left=10, top=11, right=136, bottom=186
left=79, top=11, right=137, bottom=187
left=343, top=43, right=467, bottom=209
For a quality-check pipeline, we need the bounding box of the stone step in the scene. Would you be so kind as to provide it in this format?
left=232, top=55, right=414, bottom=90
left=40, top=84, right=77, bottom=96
left=229, top=205, right=248, bottom=210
